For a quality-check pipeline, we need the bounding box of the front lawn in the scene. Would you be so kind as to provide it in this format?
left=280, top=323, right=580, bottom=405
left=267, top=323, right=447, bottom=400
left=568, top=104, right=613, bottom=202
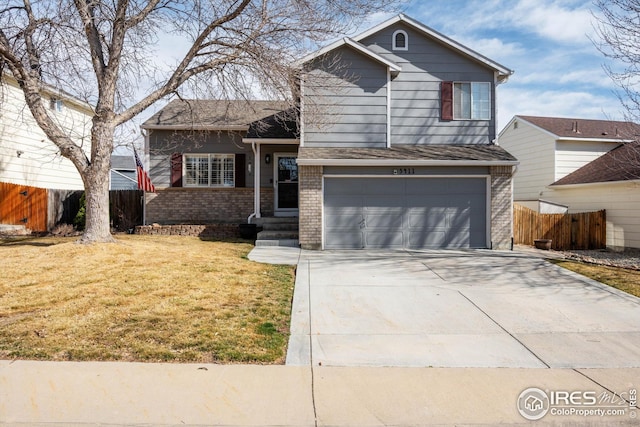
left=550, top=259, right=640, bottom=298
left=0, top=236, right=295, bottom=363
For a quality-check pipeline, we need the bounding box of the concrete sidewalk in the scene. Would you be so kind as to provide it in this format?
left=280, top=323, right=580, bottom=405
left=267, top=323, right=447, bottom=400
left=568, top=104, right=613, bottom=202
left=1, top=360, right=638, bottom=426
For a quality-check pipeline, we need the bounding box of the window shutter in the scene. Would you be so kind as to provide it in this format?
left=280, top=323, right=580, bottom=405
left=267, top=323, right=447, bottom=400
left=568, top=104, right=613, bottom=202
left=441, top=81, right=453, bottom=121
left=235, top=153, right=245, bottom=188
left=170, top=153, right=182, bottom=187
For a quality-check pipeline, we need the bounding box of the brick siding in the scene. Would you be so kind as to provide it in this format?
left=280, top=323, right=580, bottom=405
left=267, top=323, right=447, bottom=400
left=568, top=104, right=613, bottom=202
left=490, top=166, right=514, bottom=250
left=298, top=165, right=323, bottom=249
left=145, top=187, right=274, bottom=224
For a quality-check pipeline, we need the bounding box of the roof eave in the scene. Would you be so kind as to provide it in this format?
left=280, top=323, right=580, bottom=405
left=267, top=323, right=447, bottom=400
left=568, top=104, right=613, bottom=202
left=296, top=159, right=519, bottom=167
left=556, top=137, right=634, bottom=143
left=141, top=124, right=249, bottom=131
left=550, top=179, right=640, bottom=188
left=297, top=37, right=401, bottom=74
left=351, top=14, right=513, bottom=76
left=242, top=138, right=300, bottom=145
left=296, top=14, right=511, bottom=75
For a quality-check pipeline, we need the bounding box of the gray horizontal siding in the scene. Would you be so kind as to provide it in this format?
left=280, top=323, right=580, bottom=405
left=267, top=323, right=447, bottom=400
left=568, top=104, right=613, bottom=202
left=362, top=23, right=497, bottom=145
left=148, top=129, right=254, bottom=188
left=149, top=154, right=171, bottom=188
left=304, top=46, right=388, bottom=148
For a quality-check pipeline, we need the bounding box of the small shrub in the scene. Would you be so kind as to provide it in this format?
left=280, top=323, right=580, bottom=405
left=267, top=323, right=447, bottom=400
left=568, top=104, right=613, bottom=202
left=73, top=193, right=86, bottom=230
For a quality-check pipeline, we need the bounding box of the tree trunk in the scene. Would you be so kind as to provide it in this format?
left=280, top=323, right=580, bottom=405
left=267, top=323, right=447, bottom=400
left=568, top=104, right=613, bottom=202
left=78, top=121, right=116, bottom=244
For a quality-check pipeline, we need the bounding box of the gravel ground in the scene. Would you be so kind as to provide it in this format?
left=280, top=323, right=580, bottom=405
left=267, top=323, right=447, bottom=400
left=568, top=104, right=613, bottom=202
left=561, top=249, right=640, bottom=270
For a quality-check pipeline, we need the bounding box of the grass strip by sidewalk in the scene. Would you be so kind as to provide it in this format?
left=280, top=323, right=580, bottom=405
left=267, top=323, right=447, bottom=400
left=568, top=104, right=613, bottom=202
left=0, top=236, right=295, bottom=363
left=550, top=259, right=640, bottom=298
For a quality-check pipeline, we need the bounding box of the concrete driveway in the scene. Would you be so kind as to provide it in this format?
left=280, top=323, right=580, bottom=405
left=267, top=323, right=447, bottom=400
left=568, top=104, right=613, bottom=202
left=286, top=249, right=640, bottom=368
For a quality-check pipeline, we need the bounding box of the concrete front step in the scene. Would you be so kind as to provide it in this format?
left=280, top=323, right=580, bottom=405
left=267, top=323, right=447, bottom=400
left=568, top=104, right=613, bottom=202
left=257, top=230, right=299, bottom=240
left=255, top=239, right=300, bottom=248
left=254, top=217, right=299, bottom=225
left=260, top=223, right=299, bottom=231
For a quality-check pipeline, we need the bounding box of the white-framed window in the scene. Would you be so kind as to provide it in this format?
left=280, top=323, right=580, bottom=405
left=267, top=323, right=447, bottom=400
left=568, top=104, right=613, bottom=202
left=392, top=30, right=408, bottom=51
left=184, top=154, right=235, bottom=187
left=49, top=98, right=63, bottom=112
left=454, top=82, right=491, bottom=120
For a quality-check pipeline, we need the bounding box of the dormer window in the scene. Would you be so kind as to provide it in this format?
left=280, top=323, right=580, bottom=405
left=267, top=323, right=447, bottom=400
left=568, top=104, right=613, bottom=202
left=392, top=30, right=408, bottom=51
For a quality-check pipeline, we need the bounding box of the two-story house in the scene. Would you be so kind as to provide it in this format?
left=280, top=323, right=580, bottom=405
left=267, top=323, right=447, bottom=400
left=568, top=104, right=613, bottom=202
left=0, top=73, right=93, bottom=231
left=142, top=14, right=517, bottom=250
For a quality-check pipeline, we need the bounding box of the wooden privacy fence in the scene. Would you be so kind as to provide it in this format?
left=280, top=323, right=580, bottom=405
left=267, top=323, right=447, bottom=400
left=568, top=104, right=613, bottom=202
left=1, top=183, right=143, bottom=232
left=109, top=190, right=143, bottom=231
left=0, top=182, right=48, bottom=231
left=513, top=204, right=606, bottom=250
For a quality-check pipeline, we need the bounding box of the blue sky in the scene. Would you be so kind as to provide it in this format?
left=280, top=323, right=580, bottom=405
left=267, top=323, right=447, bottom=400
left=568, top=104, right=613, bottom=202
left=360, top=0, right=624, bottom=132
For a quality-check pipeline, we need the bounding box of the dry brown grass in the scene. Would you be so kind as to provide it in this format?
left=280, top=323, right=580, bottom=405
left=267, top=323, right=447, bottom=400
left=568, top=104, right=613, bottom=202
left=551, top=260, right=640, bottom=298
left=0, top=235, right=295, bottom=363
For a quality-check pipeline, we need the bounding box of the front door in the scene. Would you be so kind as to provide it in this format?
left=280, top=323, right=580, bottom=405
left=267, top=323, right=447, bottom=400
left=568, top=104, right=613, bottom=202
left=274, top=154, right=298, bottom=215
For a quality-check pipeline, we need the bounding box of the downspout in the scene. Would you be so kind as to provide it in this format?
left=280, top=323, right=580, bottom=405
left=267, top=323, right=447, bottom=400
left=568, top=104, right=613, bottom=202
left=387, top=67, right=392, bottom=148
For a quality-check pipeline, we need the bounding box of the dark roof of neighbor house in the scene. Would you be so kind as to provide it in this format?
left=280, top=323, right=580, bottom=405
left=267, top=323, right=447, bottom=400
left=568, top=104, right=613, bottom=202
left=551, top=142, right=640, bottom=186
left=517, top=116, right=640, bottom=140
left=111, top=155, right=135, bottom=170
left=141, top=99, right=296, bottom=136
left=298, top=144, right=517, bottom=163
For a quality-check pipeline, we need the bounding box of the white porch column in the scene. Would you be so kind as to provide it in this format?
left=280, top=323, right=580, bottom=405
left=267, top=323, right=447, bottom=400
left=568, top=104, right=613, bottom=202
left=254, top=143, right=261, bottom=218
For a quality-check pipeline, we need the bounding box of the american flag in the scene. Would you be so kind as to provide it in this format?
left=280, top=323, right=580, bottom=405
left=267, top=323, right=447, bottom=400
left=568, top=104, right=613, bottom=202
left=134, top=148, right=155, bottom=193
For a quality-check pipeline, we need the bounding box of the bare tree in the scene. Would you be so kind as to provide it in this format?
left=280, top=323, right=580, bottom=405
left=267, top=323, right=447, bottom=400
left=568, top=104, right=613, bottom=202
left=0, top=0, right=399, bottom=243
left=593, top=0, right=640, bottom=122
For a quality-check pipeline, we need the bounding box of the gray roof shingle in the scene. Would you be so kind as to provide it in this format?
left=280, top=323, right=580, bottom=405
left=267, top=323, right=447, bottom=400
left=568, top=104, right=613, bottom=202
left=298, top=144, right=517, bottom=163
left=111, top=155, right=135, bottom=170
left=141, top=99, right=293, bottom=130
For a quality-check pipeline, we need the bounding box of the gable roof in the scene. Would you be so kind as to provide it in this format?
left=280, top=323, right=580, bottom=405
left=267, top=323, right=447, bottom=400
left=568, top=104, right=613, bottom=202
left=551, top=141, right=640, bottom=186
left=299, top=14, right=513, bottom=81
left=141, top=99, right=292, bottom=131
left=515, top=115, right=640, bottom=141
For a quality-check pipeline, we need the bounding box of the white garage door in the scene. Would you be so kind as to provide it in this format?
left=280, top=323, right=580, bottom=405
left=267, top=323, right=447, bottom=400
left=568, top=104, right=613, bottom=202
left=324, top=177, right=487, bottom=249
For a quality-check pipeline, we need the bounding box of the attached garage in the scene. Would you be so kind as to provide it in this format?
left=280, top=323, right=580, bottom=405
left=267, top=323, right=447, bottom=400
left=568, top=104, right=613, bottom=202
left=324, top=176, right=488, bottom=249
left=297, top=144, right=518, bottom=251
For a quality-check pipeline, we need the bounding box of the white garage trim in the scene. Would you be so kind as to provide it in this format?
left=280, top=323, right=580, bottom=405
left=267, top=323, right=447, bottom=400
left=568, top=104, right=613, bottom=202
left=322, top=175, right=491, bottom=250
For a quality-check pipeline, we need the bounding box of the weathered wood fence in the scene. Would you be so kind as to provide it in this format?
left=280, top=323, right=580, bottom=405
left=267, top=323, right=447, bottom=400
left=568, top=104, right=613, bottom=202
left=513, top=204, right=606, bottom=250
left=1, top=182, right=143, bottom=232
left=110, top=190, right=143, bottom=231
left=0, top=182, right=48, bottom=231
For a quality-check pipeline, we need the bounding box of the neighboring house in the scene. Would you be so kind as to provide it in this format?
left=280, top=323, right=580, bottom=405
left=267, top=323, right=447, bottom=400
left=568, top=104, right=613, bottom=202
left=0, top=73, right=93, bottom=230
left=499, top=115, right=640, bottom=213
left=110, top=155, right=138, bottom=190
left=142, top=14, right=517, bottom=250
left=549, top=142, right=640, bottom=249
left=499, top=115, right=640, bottom=249
left=0, top=74, right=92, bottom=190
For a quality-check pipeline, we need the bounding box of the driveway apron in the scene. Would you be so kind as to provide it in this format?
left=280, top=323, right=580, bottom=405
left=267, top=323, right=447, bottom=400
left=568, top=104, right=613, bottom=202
left=286, top=250, right=640, bottom=368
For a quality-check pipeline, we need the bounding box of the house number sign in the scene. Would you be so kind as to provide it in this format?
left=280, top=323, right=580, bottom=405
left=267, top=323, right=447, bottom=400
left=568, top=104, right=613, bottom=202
left=393, top=168, right=415, bottom=175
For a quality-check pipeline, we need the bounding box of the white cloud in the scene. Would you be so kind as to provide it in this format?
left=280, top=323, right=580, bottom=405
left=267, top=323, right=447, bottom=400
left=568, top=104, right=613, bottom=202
left=497, top=87, right=624, bottom=131
left=411, top=0, right=596, bottom=46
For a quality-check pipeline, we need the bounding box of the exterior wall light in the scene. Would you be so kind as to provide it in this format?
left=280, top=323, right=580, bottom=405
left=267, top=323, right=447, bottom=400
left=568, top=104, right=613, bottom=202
left=265, top=153, right=271, bottom=164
